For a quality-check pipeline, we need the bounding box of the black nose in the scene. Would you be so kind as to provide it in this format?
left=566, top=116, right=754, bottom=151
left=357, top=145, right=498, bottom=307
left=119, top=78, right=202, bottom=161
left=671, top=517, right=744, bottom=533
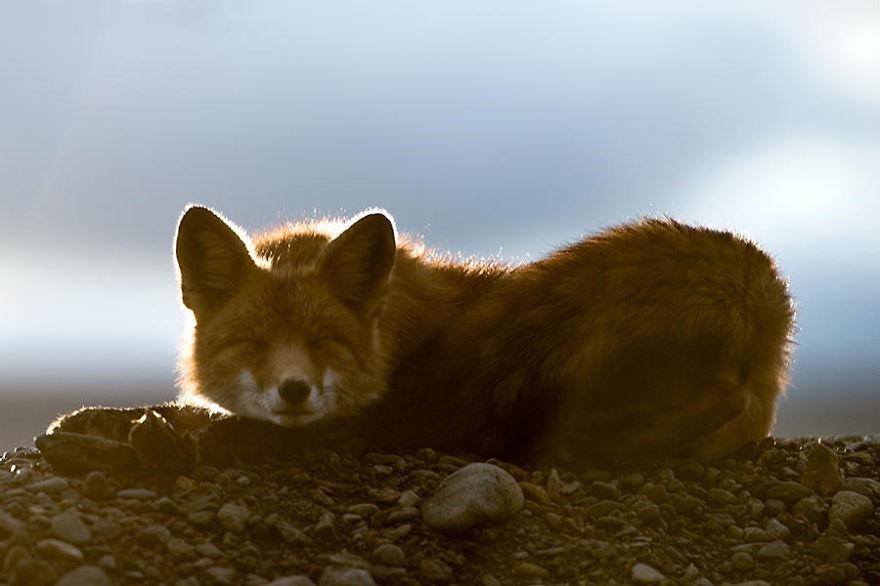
left=278, top=379, right=311, bottom=404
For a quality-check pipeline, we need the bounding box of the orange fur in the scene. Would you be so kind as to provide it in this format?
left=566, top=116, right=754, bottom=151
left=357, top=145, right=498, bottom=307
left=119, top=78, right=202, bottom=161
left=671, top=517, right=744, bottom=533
left=175, top=206, right=794, bottom=463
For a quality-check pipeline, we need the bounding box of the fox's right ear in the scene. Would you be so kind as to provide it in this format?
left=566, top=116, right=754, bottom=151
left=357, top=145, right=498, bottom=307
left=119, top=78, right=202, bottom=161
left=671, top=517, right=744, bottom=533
left=175, top=206, right=257, bottom=317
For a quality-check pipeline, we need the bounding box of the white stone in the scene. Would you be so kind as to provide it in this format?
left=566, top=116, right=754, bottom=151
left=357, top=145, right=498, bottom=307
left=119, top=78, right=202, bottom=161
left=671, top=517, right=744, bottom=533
left=631, top=562, right=665, bottom=584
left=421, top=463, right=523, bottom=532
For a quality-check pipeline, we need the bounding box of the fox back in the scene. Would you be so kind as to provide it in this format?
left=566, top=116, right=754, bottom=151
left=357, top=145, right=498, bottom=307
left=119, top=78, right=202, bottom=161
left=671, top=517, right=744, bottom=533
left=175, top=207, right=794, bottom=464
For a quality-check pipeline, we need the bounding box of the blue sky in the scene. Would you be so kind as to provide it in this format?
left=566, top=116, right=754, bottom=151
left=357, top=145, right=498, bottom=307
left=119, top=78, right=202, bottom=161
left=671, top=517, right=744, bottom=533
left=1, top=0, right=878, bottom=438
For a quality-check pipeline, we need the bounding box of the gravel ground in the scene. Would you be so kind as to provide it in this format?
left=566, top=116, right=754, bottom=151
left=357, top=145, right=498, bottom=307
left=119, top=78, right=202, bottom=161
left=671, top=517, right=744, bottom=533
left=1, top=432, right=878, bottom=586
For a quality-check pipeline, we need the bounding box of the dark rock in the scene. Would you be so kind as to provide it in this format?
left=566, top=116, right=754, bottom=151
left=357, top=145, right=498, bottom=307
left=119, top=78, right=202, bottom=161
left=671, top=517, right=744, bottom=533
left=764, top=481, right=814, bottom=503
left=319, top=566, right=376, bottom=586
left=829, top=490, right=874, bottom=532
left=25, top=476, right=70, bottom=494
left=81, top=472, right=114, bottom=500
left=50, top=512, right=92, bottom=545
left=55, top=565, right=112, bottom=586
left=801, top=443, right=842, bottom=496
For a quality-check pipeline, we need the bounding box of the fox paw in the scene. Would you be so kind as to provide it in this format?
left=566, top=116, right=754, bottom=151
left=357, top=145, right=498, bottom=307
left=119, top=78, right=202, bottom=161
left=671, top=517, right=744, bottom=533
left=39, top=406, right=199, bottom=475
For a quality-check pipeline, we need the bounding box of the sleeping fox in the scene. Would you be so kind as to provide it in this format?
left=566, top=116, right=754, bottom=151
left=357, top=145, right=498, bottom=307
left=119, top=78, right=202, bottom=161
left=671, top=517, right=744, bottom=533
left=164, top=206, right=794, bottom=464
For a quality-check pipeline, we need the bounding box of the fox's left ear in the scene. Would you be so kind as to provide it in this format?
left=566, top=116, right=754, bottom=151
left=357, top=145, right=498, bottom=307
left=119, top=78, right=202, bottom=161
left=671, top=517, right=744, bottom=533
left=175, top=206, right=258, bottom=317
left=319, top=211, right=396, bottom=310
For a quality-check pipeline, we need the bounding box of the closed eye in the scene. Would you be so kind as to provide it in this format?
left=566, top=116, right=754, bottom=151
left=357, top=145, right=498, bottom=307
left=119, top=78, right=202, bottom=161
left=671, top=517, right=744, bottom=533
left=220, top=339, right=263, bottom=353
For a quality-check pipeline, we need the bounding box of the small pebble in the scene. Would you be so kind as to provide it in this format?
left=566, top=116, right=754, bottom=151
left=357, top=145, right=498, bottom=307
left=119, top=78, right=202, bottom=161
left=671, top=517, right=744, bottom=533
left=829, top=490, right=874, bottom=532
left=81, top=472, right=114, bottom=501
left=51, top=512, right=92, bottom=545
left=319, top=566, right=376, bottom=586
left=631, top=562, right=665, bottom=584
left=267, top=577, right=318, bottom=586
left=36, top=539, right=84, bottom=562
left=56, top=565, right=113, bottom=586
left=26, top=477, right=70, bottom=494
left=372, top=543, right=406, bottom=567
left=116, top=488, right=157, bottom=500
left=757, top=540, right=790, bottom=560
left=217, top=502, right=250, bottom=533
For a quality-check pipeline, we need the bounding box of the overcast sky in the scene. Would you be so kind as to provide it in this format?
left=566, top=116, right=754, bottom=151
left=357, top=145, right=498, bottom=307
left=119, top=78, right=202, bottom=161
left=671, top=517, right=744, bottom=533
left=1, top=0, right=878, bottom=437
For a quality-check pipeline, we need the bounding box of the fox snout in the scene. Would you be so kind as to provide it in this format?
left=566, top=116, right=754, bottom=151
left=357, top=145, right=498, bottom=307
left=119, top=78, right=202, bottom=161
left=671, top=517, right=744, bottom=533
left=277, top=378, right=311, bottom=405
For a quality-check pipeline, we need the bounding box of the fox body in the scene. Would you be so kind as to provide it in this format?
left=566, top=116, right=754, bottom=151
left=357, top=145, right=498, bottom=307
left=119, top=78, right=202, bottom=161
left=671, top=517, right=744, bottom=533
left=175, top=207, right=794, bottom=464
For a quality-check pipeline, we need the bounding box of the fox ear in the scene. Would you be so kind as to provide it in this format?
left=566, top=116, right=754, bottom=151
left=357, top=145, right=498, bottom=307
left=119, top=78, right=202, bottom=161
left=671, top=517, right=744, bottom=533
left=175, top=206, right=257, bottom=316
left=320, top=212, right=396, bottom=309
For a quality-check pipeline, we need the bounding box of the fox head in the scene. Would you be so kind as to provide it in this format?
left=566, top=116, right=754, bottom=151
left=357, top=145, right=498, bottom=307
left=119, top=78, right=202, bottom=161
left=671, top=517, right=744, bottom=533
left=175, top=206, right=396, bottom=427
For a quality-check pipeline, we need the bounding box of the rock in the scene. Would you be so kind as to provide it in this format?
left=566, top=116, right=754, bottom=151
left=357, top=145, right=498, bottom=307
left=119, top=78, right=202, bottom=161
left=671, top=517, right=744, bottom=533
left=135, top=524, right=171, bottom=547
left=397, top=490, right=420, bottom=508
left=829, top=490, right=874, bottom=531
left=116, top=488, right=157, bottom=500
left=195, top=543, right=223, bottom=558
left=0, top=510, right=25, bottom=537
left=267, top=578, right=318, bottom=586
left=631, top=562, right=665, bottom=584
left=3, top=544, right=29, bottom=574
left=25, top=476, right=70, bottom=494
left=801, top=443, right=842, bottom=496
left=707, top=488, right=737, bottom=507
left=520, top=481, right=551, bottom=504
left=36, top=539, right=84, bottom=562
left=513, top=562, right=549, bottom=577
left=546, top=468, right=562, bottom=500
left=319, top=566, right=376, bottom=586
left=156, top=497, right=181, bottom=516
left=622, top=472, right=645, bottom=491
left=757, top=540, right=790, bottom=561
left=81, top=471, right=114, bottom=501
left=812, top=536, right=855, bottom=563
left=418, top=558, right=453, bottom=583
left=56, top=565, right=112, bottom=586
left=589, top=481, right=622, bottom=500
left=346, top=503, right=380, bottom=517
left=13, top=558, right=55, bottom=586
left=204, top=566, right=237, bottom=584
left=51, top=512, right=92, bottom=545
left=421, top=463, right=523, bottom=532
left=842, top=476, right=880, bottom=499
left=91, top=520, right=123, bottom=541
left=641, top=483, right=668, bottom=504
left=764, top=481, right=814, bottom=503
left=814, top=564, right=847, bottom=585
left=167, top=537, right=196, bottom=558
left=586, top=500, right=625, bottom=517
left=35, top=432, right=139, bottom=475
left=387, top=506, right=419, bottom=523
left=187, top=510, right=215, bottom=527
left=673, top=494, right=703, bottom=515
left=313, top=511, right=336, bottom=540
left=765, top=518, right=792, bottom=541
left=732, top=551, right=756, bottom=571
left=764, top=499, right=786, bottom=517
left=636, top=503, right=661, bottom=523
left=266, top=514, right=311, bottom=544
left=372, top=543, right=406, bottom=567
left=793, top=495, right=828, bottom=524
left=217, top=502, right=250, bottom=533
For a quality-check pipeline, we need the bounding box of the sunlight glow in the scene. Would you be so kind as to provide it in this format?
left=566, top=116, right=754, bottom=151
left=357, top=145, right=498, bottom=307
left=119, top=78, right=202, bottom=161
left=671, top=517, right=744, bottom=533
left=680, top=137, right=880, bottom=259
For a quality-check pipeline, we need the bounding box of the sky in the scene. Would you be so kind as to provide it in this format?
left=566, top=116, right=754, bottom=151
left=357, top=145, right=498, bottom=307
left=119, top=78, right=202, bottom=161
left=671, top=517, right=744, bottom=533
left=1, top=0, right=878, bottom=446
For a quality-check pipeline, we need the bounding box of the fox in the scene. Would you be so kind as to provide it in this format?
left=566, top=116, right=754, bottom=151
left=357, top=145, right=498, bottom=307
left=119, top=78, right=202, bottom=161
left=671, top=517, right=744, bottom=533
left=162, top=205, right=794, bottom=464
